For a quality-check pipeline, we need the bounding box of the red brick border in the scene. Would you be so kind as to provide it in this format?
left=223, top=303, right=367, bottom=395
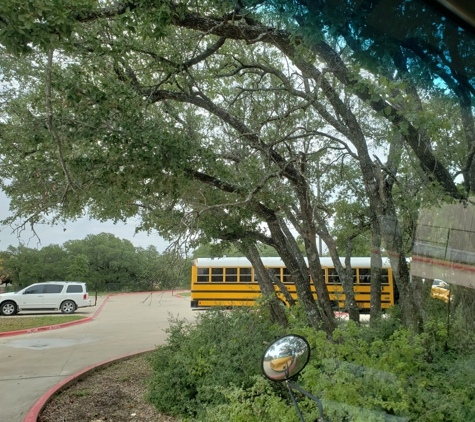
left=0, top=296, right=109, bottom=338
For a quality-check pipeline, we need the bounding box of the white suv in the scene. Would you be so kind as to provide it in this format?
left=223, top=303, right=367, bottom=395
left=0, top=282, right=91, bottom=316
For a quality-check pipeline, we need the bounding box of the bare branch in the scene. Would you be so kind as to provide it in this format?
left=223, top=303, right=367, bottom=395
left=45, top=49, right=77, bottom=194
left=373, top=154, right=400, bottom=186
left=184, top=36, right=226, bottom=68
left=197, top=171, right=279, bottom=216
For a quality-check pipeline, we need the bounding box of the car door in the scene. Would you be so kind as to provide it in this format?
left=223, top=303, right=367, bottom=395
left=21, top=284, right=46, bottom=309
left=43, top=284, right=65, bottom=308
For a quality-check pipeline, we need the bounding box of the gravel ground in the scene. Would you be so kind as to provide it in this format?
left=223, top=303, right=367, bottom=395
left=39, top=353, right=179, bottom=422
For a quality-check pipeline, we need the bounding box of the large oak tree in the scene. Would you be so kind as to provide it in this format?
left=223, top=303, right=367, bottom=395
left=1, top=0, right=472, bottom=331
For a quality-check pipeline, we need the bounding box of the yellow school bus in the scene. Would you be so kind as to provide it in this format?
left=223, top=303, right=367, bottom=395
left=190, top=257, right=395, bottom=310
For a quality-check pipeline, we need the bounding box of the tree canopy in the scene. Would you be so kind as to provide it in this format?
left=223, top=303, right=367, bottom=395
left=1, top=0, right=474, bottom=332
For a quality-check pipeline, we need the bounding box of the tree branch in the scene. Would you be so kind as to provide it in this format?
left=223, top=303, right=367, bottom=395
left=45, top=49, right=77, bottom=194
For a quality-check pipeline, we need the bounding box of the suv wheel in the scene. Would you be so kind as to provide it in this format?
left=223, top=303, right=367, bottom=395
left=60, top=300, right=76, bottom=314
left=1, top=301, right=17, bottom=316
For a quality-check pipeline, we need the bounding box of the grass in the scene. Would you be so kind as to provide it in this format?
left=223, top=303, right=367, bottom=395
left=177, top=292, right=191, bottom=297
left=0, top=315, right=86, bottom=333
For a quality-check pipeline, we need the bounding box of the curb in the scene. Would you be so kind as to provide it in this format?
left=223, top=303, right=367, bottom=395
left=23, top=349, right=155, bottom=422
left=108, top=289, right=190, bottom=296
left=172, top=291, right=190, bottom=298
left=0, top=296, right=110, bottom=338
left=0, top=316, right=93, bottom=338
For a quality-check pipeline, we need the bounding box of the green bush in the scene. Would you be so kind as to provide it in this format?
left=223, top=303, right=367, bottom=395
left=201, top=376, right=305, bottom=422
left=148, top=305, right=475, bottom=421
left=295, top=321, right=475, bottom=422
left=147, top=308, right=285, bottom=418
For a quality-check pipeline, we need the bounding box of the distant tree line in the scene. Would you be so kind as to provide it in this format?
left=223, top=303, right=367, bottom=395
left=0, top=233, right=190, bottom=292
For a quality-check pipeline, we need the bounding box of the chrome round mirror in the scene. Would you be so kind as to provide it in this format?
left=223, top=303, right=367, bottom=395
left=261, top=334, right=310, bottom=381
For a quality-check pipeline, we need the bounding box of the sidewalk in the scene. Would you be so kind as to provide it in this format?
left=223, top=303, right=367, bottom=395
left=0, top=292, right=194, bottom=422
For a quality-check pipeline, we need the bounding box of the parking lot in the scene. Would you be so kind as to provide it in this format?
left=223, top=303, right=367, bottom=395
left=0, top=291, right=194, bottom=422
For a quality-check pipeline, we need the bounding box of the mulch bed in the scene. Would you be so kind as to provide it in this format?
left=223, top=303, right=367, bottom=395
left=38, top=353, right=179, bottom=422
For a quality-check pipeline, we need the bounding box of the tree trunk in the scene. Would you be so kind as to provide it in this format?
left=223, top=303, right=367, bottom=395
left=245, top=244, right=288, bottom=328
left=369, top=214, right=383, bottom=324
left=256, top=204, right=336, bottom=334
left=344, top=236, right=360, bottom=322
left=380, top=215, right=422, bottom=332
left=314, top=212, right=360, bottom=322
left=304, top=238, right=337, bottom=321
left=268, top=268, right=296, bottom=306
left=284, top=205, right=336, bottom=327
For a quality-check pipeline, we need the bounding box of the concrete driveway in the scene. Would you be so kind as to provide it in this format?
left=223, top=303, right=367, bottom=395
left=0, top=291, right=195, bottom=422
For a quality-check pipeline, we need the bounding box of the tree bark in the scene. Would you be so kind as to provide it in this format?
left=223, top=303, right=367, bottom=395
left=284, top=206, right=337, bottom=325
left=245, top=244, right=288, bottom=328
left=258, top=205, right=336, bottom=334
left=380, top=215, right=422, bottom=332
left=291, top=190, right=337, bottom=325
left=315, top=217, right=360, bottom=322
left=369, top=216, right=383, bottom=324
left=269, top=268, right=296, bottom=307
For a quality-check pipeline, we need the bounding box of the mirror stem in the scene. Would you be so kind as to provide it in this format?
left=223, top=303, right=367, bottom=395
left=286, top=381, right=306, bottom=422
left=287, top=381, right=325, bottom=421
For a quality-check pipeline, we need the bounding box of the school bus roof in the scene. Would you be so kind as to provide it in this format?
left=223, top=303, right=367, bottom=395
left=192, top=257, right=392, bottom=268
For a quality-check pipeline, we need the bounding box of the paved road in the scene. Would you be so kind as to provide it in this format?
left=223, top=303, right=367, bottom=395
left=0, top=291, right=195, bottom=422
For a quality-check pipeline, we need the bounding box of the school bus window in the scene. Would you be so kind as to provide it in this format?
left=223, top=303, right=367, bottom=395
left=240, top=268, right=252, bottom=282
left=197, top=268, right=210, bottom=282
left=328, top=269, right=340, bottom=284
left=382, top=269, right=389, bottom=285
left=211, top=268, right=223, bottom=282
left=225, top=268, right=237, bottom=282
left=282, top=267, right=291, bottom=283
left=359, top=269, right=371, bottom=284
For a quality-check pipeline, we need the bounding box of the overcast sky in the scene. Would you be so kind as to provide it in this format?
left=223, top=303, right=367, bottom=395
left=0, top=190, right=170, bottom=252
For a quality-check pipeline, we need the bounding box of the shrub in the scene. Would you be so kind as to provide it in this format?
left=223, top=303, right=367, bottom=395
left=295, top=321, right=475, bottom=422
left=147, top=308, right=285, bottom=418
left=202, top=376, right=306, bottom=422
left=148, top=305, right=475, bottom=421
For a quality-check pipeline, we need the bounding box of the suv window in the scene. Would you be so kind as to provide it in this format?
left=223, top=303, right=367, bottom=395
left=66, top=285, right=83, bottom=293
left=44, top=285, right=64, bottom=294
left=24, top=285, right=45, bottom=294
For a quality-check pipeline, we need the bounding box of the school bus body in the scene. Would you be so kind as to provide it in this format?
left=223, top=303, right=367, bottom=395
left=190, top=257, right=395, bottom=310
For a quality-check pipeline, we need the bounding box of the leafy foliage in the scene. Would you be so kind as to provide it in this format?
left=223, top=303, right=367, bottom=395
left=148, top=306, right=475, bottom=421
left=298, top=322, right=475, bottom=421
left=147, top=308, right=285, bottom=418
left=1, top=0, right=474, bottom=334
left=202, top=376, right=301, bottom=422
